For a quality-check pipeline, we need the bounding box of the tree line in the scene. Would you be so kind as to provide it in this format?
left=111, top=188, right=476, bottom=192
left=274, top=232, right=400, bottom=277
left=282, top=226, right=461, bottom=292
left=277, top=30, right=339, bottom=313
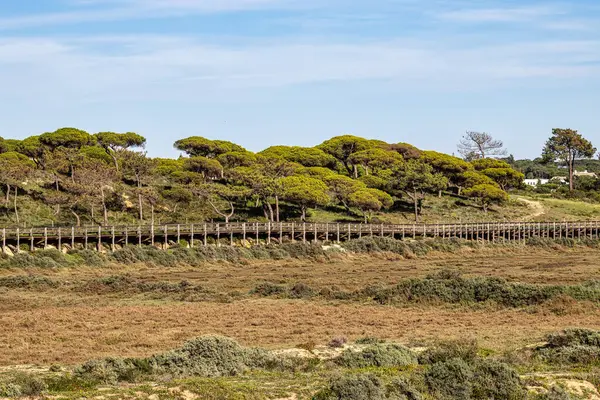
left=0, top=128, right=531, bottom=227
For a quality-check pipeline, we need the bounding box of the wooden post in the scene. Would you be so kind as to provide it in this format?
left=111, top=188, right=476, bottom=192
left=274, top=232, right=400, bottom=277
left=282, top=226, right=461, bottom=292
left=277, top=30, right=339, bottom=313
left=138, top=226, right=142, bottom=247
left=337, top=223, right=340, bottom=243
left=255, top=223, right=259, bottom=245
left=190, top=224, right=195, bottom=248
left=267, top=222, right=271, bottom=245
left=348, top=223, right=351, bottom=241
left=58, top=227, right=62, bottom=251
left=302, top=223, right=306, bottom=243
left=125, top=227, right=128, bottom=247
left=217, top=224, right=221, bottom=245
left=370, top=224, right=373, bottom=237
left=291, top=223, right=295, bottom=243
left=163, top=225, right=168, bottom=249
left=204, top=224, right=208, bottom=246
left=279, top=223, right=283, bottom=244
left=71, top=227, right=75, bottom=249
left=16, top=228, right=20, bottom=253
left=326, top=223, right=329, bottom=242
left=97, top=226, right=102, bottom=252
left=243, top=223, right=247, bottom=243
left=359, top=224, right=362, bottom=238
left=1, top=228, right=5, bottom=254
left=314, top=223, right=318, bottom=244
left=177, top=224, right=181, bottom=244
left=85, top=228, right=88, bottom=249
left=30, top=228, right=35, bottom=252
left=111, top=226, right=116, bottom=252
left=44, top=227, right=48, bottom=249
left=230, top=228, right=234, bottom=247
left=151, top=224, right=155, bottom=246
left=412, top=224, right=416, bottom=239
left=380, top=223, right=384, bottom=237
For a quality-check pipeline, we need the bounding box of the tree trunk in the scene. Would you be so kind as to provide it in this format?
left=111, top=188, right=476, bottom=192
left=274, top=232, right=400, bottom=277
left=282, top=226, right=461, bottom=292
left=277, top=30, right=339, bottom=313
left=413, top=190, right=419, bottom=223
left=13, top=187, right=19, bottom=225
left=70, top=163, right=75, bottom=184
left=438, top=189, right=442, bottom=198
left=71, top=209, right=81, bottom=227
left=5, top=184, right=10, bottom=204
left=151, top=204, right=155, bottom=226
left=138, top=193, right=144, bottom=221
left=569, top=153, right=574, bottom=192
left=101, top=188, right=108, bottom=226
left=301, top=206, right=307, bottom=222
left=266, top=202, right=274, bottom=222
left=353, top=164, right=358, bottom=179
left=111, top=153, right=119, bottom=172
left=275, top=195, right=280, bottom=223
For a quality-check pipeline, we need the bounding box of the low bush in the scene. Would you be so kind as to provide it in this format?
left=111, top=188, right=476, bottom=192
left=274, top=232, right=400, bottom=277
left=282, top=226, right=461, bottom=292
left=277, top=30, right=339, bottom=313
left=335, top=343, right=417, bottom=369
left=471, top=359, right=526, bottom=400
left=425, top=358, right=474, bottom=399
left=536, top=329, right=600, bottom=365
left=0, top=275, right=59, bottom=289
left=418, top=339, right=478, bottom=365
left=313, top=374, right=389, bottom=400
left=75, top=335, right=300, bottom=384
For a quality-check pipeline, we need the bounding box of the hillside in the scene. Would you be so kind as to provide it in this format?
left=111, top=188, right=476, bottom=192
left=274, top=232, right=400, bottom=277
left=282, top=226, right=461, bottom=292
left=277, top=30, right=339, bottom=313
left=0, top=130, right=528, bottom=228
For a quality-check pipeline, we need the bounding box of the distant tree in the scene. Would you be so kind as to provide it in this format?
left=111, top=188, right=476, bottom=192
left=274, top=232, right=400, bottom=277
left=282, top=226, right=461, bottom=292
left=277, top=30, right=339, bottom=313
left=393, top=160, right=448, bottom=222
left=348, top=188, right=393, bottom=222
left=421, top=151, right=472, bottom=195
left=174, top=137, right=245, bottom=158
left=259, top=146, right=337, bottom=168
left=16, top=136, right=47, bottom=168
left=193, top=183, right=251, bottom=223
left=217, top=151, right=257, bottom=169
left=456, top=171, right=498, bottom=194
left=349, top=148, right=404, bottom=176
left=323, top=175, right=367, bottom=211
left=121, top=151, right=157, bottom=222
left=0, top=136, right=7, bottom=154
left=184, top=156, right=224, bottom=180
left=463, top=184, right=508, bottom=212
left=318, top=135, right=373, bottom=176
left=0, top=152, right=36, bottom=225
left=458, top=131, right=507, bottom=160
left=39, top=128, right=94, bottom=183
left=389, top=143, right=422, bottom=160
left=96, top=132, right=146, bottom=171
left=543, top=128, right=596, bottom=191
left=280, top=175, right=330, bottom=221
left=479, top=168, right=524, bottom=191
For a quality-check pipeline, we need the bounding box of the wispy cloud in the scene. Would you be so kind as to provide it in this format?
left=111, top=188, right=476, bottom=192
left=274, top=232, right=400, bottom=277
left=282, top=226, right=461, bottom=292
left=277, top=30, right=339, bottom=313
left=0, top=0, right=303, bottom=30
left=437, top=5, right=563, bottom=23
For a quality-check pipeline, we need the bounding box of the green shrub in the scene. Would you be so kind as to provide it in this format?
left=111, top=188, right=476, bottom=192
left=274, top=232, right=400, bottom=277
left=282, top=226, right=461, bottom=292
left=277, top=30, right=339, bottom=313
left=0, top=275, right=59, bottom=289
left=425, top=358, right=473, bottom=399
left=335, top=343, right=417, bottom=369
left=289, top=282, right=316, bottom=299
left=0, top=383, right=22, bottom=398
left=472, top=359, right=526, bottom=400
left=418, top=339, right=478, bottom=365
left=386, top=377, right=423, bottom=400
left=251, top=282, right=286, bottom=297
left=536, top=329, right=600, bottom=365
left=313, top=374, right=388, bottom=400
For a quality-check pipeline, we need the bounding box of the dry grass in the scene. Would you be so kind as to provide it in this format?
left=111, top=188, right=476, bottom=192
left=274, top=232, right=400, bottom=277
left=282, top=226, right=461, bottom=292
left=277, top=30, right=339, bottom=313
left=1, top=247, right=600, bottom=367
left=2, top=299, right=600, bottom=366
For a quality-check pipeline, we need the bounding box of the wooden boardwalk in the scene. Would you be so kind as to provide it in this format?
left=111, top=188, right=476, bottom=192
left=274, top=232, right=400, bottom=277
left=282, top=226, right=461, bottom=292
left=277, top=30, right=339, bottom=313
left=2, top=221, right=600, bottom=253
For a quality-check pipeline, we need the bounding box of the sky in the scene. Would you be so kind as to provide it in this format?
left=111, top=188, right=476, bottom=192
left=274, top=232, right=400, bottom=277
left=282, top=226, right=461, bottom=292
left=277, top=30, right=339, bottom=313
left=1, top=0, right=599, bottom=159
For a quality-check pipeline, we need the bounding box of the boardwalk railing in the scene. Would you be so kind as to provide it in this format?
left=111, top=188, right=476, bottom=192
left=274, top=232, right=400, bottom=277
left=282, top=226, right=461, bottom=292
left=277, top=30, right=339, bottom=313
left=1, top=221, right=600, bottom=253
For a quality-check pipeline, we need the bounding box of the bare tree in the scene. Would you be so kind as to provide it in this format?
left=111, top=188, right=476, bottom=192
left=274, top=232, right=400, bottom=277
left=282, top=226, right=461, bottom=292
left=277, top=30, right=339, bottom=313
left=457, top=131, right=507, bottom=160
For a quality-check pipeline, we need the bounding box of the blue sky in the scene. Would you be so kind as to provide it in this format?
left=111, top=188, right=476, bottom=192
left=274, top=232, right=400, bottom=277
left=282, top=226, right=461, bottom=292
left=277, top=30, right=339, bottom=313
left=1, top=0, right=599, bottom=159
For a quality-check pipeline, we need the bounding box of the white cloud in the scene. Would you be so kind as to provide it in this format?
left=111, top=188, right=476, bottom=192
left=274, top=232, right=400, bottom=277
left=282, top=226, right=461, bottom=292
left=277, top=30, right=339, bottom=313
left=0, top=0, right=302, bottom=30
left=1, top=34, right=599, bottom=107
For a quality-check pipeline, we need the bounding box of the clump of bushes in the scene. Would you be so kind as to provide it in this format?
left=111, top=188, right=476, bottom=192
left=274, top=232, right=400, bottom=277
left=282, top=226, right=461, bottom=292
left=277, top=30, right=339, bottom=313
left=75, top=335, right=301, bottom=384
left=0, top=275, right=59, bottom=289
left=314, top=373, right=423, bottom=400
left=536, top=328, right=600, bottom=365
left=335, top=343, right=417, bottom=369
left=251, top=272, right=600, bottom=310
left=0, top=373, right=48, bottom=398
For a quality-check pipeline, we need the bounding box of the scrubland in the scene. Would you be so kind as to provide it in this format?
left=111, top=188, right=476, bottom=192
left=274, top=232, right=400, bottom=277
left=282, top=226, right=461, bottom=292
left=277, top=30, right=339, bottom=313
left=2, top=238, right=600, bottom=398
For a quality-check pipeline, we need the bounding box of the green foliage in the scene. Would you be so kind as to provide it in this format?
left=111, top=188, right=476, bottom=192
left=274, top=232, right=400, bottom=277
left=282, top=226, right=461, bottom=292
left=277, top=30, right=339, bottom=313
left=425, top=358, right=473, bottom=399
left=418, top=339, right=478, bottom=365
left=335, top=343, right=417, bottom=368
left=536, top=329, right=600, bottom=365
left=39, top=127, right=94, bottom=149
left=175, top=136, right=245, bottom=158
left=314, top=374, right=389, bottom=400
left=463, top=184, right=509, bottom=212
left=318, top=135, right=376, bottom=174
left=280, top=175, right=331, bottom=219
left=260, top=146, right=337, bottom=168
